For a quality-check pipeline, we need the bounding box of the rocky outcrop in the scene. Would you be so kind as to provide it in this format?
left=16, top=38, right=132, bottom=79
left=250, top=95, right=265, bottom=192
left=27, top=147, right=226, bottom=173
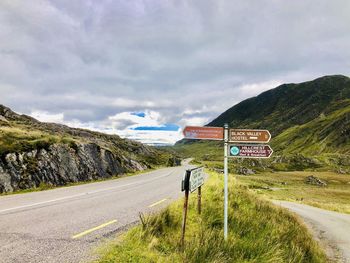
left=0, top=104, right=38, bottom=123
left=0, top=143, right=148, bottom=193
left=305, top=175, right=327, bottom=187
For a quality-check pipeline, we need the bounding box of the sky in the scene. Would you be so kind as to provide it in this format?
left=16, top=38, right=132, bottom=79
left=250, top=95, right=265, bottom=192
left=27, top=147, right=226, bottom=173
left=1, top=1, right=350, bottom=145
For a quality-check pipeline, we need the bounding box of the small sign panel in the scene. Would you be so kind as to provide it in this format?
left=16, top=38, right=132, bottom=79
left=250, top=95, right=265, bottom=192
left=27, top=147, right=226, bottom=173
left=183, top=126, right=223, bottom=140
left=181, top=167, right=205, bottom=192
left=229, top=129, right=271, bottom=143
left=229, top=144, right=273, bottom=158
left=189, top=167, right=204, bottom=192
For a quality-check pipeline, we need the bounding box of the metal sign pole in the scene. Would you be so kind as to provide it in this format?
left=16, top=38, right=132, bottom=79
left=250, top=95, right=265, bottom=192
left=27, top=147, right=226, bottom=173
left=224, top=123, right=229, bottom=240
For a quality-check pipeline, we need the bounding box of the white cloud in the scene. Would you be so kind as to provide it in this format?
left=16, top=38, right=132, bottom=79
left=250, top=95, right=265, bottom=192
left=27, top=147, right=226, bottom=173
left=30, top=111, right=64, bottom=123
left=179, top=116, right=209, bottom=128
left=236, top=80, right=283, bottom=100
left=108, top=110, right=161, bottom=128
left=30, top=109, right=182, bottom=145
left=111, top=98, right=156, bottom=108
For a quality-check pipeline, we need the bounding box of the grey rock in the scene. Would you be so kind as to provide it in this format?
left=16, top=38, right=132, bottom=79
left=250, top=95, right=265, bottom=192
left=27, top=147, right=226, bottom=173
left=337, top=168, right=347, bottom=174
left=305, top=175, right=327, bottom=186
left=0, top=115, right=8, bottom=122
left=0, top=143, right=148, bottom=193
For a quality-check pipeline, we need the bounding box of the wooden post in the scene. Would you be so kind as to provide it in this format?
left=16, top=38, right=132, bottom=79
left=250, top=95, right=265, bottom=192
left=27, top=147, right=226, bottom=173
left=197, top=186, right=201, bottom=215
left=181, top=188, right=189, bottom=248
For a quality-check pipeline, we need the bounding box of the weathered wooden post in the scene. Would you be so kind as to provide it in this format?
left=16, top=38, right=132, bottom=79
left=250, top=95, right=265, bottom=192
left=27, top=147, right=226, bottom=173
left=181, top=187, right=189, bottom=248
left=181, top=170, right=190, bottom=248
left=197, top=186, right=201, bottom=215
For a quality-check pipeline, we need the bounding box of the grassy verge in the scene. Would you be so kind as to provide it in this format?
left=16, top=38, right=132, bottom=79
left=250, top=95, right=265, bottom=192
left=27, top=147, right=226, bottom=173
left=96, top=171, right=327, bottom=263
left=237, top=171, right=350, bottom=214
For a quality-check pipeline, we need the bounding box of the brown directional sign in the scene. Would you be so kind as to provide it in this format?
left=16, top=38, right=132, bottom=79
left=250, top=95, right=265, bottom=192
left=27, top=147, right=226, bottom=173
left=183, top=126, right=223, bottom=140
left=229, top=144, right=273, bottom=158
left=229, top=129, right=271, bottom=143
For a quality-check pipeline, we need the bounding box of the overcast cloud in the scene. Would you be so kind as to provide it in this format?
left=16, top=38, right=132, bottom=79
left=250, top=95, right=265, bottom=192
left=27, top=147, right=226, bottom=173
left=1, top=0, right=350, bottom=144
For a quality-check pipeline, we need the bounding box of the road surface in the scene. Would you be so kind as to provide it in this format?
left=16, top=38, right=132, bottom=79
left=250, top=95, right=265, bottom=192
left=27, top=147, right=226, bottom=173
left=274, top=201, right=350, bottom=263
left=0, top=164, right=191, bottom=263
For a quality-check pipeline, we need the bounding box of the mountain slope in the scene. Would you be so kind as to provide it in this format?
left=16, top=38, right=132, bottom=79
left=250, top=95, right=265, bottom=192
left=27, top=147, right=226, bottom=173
left=209, top=75, right=350, bottom=136
left=272, top=99, right=350, bottom=155
left=0, top=105, right=175, bottom=193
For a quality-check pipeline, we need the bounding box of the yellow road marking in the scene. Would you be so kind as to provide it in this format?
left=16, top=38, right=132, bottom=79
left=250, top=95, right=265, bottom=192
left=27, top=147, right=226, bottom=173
left=72, top=220, right=117, bottom=239
left=149, top=198, right=167, bottom=208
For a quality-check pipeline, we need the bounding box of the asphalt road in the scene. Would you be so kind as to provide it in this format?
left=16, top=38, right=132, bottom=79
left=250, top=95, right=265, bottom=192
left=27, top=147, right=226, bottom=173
left=0, top=163, right=192, bottom=263
left=274, top=201, right=350, bottom=263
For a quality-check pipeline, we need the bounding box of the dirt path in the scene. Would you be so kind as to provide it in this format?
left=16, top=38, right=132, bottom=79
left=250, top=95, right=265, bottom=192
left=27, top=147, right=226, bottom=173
left=273, top=201, right=350, bottom=263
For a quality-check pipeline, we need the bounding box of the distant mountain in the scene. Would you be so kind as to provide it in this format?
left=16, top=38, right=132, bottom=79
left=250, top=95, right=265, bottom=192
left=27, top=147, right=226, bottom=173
left=0, top=105, right=175, bottom=193
left=209, top=75, right=350, bottom=135
left=206, top=75, right=350, bottom=155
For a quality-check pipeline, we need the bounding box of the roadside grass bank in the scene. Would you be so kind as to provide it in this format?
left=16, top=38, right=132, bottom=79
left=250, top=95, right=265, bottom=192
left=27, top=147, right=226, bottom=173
left=237, top=171, right=350, bottom=214
left=96, top=171, right=327, bottom=263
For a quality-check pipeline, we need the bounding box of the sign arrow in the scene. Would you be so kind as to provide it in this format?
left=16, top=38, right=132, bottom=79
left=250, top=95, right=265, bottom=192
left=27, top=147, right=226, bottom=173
left=229, top=129, right=271, bottom=143
left=229, top=144, right=273, bottom=158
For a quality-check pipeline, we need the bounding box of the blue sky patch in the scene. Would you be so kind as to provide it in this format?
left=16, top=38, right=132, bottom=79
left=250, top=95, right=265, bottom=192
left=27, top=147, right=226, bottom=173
left=131, top=112, right=146, bottom=118
left=132, top=123, right=180, bottom=131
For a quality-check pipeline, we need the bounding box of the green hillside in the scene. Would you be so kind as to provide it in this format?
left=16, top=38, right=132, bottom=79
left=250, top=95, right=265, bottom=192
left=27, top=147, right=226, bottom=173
left=209, top=75, right=350, bottom=137
left=272, top=99, right=350, bottom=155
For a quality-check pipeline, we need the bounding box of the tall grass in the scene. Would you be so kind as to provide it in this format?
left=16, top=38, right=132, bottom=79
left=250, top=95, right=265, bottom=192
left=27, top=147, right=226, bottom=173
left=97, top=172, right=327, bottom=263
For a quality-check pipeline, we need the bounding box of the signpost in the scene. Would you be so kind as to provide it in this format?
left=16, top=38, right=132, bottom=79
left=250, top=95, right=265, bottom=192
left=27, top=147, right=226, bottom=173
left=229, top=129, right=271, bottom=143
left=182, top=125, right=273, bottom=241
left=229, top=145, right=273, bottom=158
left=183, top=126, right=224, bottom=140
left=223, top=124, right=229, bottom=239
left=181, top=166, right=205, bottom=248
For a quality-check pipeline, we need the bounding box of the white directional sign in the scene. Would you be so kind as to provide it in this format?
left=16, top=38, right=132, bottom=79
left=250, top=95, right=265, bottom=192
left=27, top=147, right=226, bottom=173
left=189, top=167, right=204, bottom=192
